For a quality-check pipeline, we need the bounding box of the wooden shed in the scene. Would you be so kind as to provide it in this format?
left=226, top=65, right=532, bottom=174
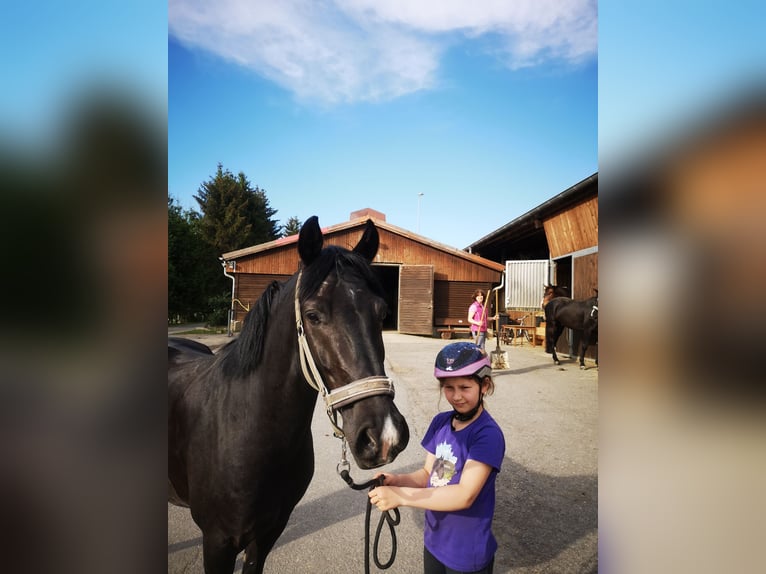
left=222, top=209, right=504, bottom=336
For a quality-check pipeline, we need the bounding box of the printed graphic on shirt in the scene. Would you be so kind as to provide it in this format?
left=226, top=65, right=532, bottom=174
left=431, top=441, right=458, bottom=487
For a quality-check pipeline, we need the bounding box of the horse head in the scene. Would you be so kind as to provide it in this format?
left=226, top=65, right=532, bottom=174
left=296, top=216, right=409, bottom=469
left=541, top=284, right=570, bottom=308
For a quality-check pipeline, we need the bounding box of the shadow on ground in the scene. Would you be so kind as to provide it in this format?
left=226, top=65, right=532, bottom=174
left=170, top=457, right=596, bottom=571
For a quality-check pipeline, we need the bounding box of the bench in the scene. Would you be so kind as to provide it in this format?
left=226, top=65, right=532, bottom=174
left=435, top=317, right=473, bottom=339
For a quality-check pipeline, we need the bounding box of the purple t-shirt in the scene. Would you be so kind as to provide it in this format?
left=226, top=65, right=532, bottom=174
left=420, top=409, right=506, bottom=571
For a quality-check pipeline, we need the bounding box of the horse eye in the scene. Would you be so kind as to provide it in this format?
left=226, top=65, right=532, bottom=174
left=305, top=311, right=321, bottom=325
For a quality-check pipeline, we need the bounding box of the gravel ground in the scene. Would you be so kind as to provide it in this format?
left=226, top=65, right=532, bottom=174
left=168, top=331, right=598, bottom=573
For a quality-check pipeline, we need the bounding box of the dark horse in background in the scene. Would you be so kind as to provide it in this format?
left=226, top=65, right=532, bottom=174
left=541, top=284, right=570, bottom=309
left=169, top=217, right=410, bottom=574
left=544, top=289, right=598, bottom=369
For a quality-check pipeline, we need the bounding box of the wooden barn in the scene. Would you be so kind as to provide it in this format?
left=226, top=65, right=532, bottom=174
left=467, top=173, right=598, bottom=357
left=221, top=208, right=504, bottom=336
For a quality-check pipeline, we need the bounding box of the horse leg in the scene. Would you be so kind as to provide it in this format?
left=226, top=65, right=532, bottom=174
left=550, top=324, right=566, bottom=365
left=202, top=531, right=238, bottom=574
left=545, top=321, right=555, bottom=354
left=241, top=541, right=266, bottom=574
left=593, top=330, right=598, bottom=367
left=241, top=521, right=289, bottom=574
left=579, top=326, right=597, bottom=369
left=579, top=339, right=588, bottom=369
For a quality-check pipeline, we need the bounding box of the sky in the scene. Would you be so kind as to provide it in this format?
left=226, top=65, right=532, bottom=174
left=0, top=1, right=167, bottom=146
left=598, top=0, right=766, bottom=170
left=1, top=0, right=762, bottom=248
left=168, top=0, right=598, bottom=251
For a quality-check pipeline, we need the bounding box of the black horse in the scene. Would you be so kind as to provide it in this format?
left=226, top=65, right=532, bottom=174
left=541, top=284, right=570, bottom=308
left=169, top=216, right=410, bottom=574
left=544, top=291, right=598, bottom=369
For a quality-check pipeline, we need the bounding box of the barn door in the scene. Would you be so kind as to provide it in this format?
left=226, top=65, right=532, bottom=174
left=398, top=265, right=433, bottom=335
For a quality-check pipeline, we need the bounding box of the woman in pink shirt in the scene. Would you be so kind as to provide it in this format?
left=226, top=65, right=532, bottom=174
left=468, top=290, right=496, bottom=351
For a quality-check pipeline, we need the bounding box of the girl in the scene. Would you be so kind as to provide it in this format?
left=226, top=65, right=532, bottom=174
left=369, top=342, right=506, bottom=574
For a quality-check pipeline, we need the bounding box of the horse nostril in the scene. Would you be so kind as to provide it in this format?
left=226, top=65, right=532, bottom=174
left=356, top=427, right=379, bottom=458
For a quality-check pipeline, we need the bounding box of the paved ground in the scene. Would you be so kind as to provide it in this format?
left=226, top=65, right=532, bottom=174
left=168, top=332, right=598, bottom=573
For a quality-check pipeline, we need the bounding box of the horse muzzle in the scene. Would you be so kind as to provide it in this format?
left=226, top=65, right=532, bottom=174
left=343, top=399, right=410, bottom=469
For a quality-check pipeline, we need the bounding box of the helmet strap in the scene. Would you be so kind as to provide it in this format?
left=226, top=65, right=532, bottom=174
left=452, top=395, right=484, bottom=422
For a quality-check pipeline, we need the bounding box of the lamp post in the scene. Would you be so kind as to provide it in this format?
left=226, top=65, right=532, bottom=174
left=417, top=192, right=424, bottom=233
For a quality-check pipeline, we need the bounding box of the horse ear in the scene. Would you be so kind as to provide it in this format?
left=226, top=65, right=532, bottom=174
left=298, top=216, right=323, bottom=266
left=353, top=219, right=379, bottom=262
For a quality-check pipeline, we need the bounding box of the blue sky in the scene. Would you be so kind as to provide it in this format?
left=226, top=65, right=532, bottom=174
left=599, top=0, right=766, bottom=169
left=3, top=1, right=763, bottom=249
left=168, top=0, right=598, bottom=250
left=0, top=1, right=167, bottom=146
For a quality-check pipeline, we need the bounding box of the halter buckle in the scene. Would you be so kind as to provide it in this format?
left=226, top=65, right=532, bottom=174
left=336, top=438, right=351, bottom=475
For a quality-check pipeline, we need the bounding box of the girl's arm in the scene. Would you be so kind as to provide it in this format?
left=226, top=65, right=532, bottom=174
left=377, top=453, right=435, bottom=488
left=370, top=458, right=493, bottom=512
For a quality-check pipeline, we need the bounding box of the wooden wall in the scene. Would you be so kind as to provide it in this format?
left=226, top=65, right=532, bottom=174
left=230, top=225, right=502, bottom=283
left=544, top=196, right=598, bottom=259
left=573, top=252, right=599, bottom=299
left=433, top=281, right=495, bottom=320
left=231, top=273, right=290, bottom=324
left=376, top=229, right=501, bottom=282
left=232, top=244, right=300, bottom=275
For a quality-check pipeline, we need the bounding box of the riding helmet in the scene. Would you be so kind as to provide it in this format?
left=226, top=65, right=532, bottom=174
left=434, top=342, right=492, bottom=380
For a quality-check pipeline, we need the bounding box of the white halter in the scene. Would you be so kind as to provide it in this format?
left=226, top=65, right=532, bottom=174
left=294, top=270, right=395, bottom=438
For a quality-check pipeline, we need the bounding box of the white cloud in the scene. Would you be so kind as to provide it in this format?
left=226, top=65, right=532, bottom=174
left=169, top=0, right=596, bottom=104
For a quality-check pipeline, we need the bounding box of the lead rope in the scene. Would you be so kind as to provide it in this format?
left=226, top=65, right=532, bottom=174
left=337, top=440, right=400, bottom=573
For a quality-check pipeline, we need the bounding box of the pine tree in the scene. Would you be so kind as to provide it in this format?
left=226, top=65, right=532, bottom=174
left=281, top=215, right=302, bottom=237
left=194, top=164, right=280, bottom=254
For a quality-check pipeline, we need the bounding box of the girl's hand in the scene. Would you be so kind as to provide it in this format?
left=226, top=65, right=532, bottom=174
left=373, top=472, right=397, bottom=486
left=368, top=486, right=399, bottom=512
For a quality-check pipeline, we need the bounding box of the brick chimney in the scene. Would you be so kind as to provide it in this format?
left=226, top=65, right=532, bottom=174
left=350, top=208, right=386, bottom=221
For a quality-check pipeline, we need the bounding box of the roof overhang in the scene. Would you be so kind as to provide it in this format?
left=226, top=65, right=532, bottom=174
left=467, top=172, right=598, bottom=253
left=222, top=217, right=504, bottom=273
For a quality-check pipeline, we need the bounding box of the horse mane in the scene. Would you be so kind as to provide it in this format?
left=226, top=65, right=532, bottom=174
left=216, top=245, right=382, bottom=379
left=218, top=280, right=282, bottom=378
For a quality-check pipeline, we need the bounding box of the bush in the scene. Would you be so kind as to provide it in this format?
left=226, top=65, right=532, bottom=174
left=204, top=293, right=231, bottom=326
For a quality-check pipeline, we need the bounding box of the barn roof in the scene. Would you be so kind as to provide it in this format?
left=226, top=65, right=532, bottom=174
left=467, top=172, right=598, bottom=261
left=222, top=213, right=504, bottom=273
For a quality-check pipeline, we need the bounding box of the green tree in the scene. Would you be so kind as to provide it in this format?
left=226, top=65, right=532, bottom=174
left=168, top=195, right=227, bottom=323
left=281, top=215, right=302, bottom=237
left=194, top=163, right=279, bottom=254
left=243, top=173, right=281, bottom=244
